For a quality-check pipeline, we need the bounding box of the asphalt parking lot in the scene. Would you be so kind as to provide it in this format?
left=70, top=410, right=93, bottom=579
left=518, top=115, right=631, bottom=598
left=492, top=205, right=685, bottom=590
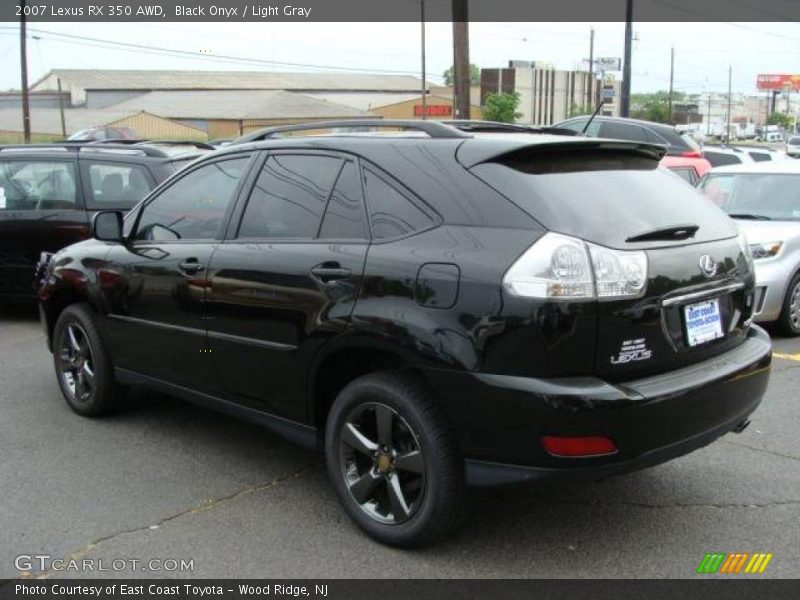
left=1, top=307, right=798, bottom=579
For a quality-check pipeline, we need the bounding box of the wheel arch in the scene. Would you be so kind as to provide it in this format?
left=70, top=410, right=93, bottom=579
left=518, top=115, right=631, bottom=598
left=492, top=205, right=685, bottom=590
left=307, top=337, right=436, bottom=441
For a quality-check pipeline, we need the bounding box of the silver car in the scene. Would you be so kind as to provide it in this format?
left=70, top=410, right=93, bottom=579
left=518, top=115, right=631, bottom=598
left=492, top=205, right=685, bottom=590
left=698, top=160, right=800, bottom=335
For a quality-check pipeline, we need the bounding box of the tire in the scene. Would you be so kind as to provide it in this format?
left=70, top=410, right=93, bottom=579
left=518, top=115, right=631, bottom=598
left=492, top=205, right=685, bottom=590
left=52, top=303, right=127, bottom=416
left=325, top=370, right=465, bottom=547
left=778, top=272, right=800, bottom=337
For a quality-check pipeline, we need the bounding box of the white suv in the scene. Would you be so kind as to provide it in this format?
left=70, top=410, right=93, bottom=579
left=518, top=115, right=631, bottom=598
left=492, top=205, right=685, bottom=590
left=786, top=136, right=800, bottom=158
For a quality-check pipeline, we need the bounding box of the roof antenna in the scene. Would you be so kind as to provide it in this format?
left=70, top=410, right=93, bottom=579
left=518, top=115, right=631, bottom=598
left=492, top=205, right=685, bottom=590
left=581, top=98, right=607, bottom=134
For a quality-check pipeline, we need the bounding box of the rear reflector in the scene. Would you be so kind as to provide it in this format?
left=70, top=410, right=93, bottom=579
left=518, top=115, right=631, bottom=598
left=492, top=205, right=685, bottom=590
left=681, top=150, right=703, bottom=158
left=541, top=435, right=617, bottom=457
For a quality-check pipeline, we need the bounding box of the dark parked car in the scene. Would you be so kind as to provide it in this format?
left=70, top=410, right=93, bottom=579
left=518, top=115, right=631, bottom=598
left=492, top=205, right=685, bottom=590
left=0, top=142, right=209, bottom=302
left=38, top=120, right=771, bottom=547
left=555, top=115, right=703, bottom=157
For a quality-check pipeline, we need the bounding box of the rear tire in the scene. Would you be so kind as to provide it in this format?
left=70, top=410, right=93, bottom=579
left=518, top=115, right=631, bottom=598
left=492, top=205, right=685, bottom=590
left=778, top=273, right=800, bottom=337
left=325, top=371, right=465, bottom=547
left=53, top=303, right=127, bottom=416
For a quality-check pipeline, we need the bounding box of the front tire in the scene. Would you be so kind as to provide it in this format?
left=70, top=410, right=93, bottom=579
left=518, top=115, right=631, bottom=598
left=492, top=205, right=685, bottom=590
left=325, top=371, right=465, bottom=547
left=53, top=303, right=126, bottom=416
left=778, top=273, right=800, bottom=337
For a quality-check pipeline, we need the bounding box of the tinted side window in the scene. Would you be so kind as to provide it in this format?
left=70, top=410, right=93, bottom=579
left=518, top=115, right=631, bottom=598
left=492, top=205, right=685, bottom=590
left=668, top=167, right=696, bottom=185
left=703, top=151, right=741, bottom=167
left=135, top=157, right=248, bottom=241
left=87, top=162, right=153, bottom=209
left=363, top=168, right=436, bottom=240
left=318, top=161, right=367, bottom=240
left=749, top=152, right=771, bottom=162
left=238, top=154, right=342, bottom=239
left=0, top=160, right=77, bottom=211
left=599, top=122, right=649, bottom=142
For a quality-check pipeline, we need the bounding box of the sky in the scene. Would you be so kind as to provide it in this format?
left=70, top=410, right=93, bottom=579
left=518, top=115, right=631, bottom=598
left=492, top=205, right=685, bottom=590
left=0, top=21, right=798, bottom=96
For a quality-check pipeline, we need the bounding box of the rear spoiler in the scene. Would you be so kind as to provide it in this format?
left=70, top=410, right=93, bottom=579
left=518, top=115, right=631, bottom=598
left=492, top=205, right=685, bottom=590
left=456, top=138, right=668, bottom=169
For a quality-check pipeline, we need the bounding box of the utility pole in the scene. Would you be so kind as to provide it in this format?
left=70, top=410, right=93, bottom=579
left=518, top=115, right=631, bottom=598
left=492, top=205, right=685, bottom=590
left=726, top=65, right=732, bottom=143
left=452, top=0, right=470, bottom=120
left=57, top=78, right=67, bottom=138
left=668, top=46, right=674, bottom=123
left=587, top=28, right=595, bottom=107
left=620, top=0, right=633, bottom=117
left=420, top=0, right=427, bottom=120
left=707, top=92, right=712, bottom=136
left=20, top=0, right=31, bottom=144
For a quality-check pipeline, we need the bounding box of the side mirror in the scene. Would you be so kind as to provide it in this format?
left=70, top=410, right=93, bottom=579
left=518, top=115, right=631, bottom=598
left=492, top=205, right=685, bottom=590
left=92, top=211, right=124, bottom=242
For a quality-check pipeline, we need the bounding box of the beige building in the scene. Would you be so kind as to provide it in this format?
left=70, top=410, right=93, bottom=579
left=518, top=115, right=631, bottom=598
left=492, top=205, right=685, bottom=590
left=481, top=60, right=616, bottom=125
left=0, top=108, right=205, bottom=142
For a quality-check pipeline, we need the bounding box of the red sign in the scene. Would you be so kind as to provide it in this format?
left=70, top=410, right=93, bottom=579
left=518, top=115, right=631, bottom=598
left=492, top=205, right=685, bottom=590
left=756, top=74, right=800, bottom=91
left=414, top=104, right=452, bottom=117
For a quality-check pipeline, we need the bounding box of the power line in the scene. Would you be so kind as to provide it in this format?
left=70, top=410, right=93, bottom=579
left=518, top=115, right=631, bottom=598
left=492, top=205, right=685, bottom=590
left=0, top=26, right=442, bottom=77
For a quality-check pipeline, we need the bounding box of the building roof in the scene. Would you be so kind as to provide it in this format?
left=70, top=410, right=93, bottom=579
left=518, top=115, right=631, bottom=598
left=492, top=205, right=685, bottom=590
left=0, top=108, right=199, bottom=136
left=304, top=93, right=426, bottom=111
left=101, top=90, right=372, bottom=120
left=32, top=69, right=427, bottom=93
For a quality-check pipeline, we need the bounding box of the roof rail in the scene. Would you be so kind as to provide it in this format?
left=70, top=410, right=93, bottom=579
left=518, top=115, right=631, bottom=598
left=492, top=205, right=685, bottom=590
left=441, top=120, right=580, bottom=137
left=0, top=142, right=152, bottom=156
left=134, top=140, right=216, bottom=151
left=233, top=119, right=471, bottom=144
left=89, top=139, right=145, bottom=145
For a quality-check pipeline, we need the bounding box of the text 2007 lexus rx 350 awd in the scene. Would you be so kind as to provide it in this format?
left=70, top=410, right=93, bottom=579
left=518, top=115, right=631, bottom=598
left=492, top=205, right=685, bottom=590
left=37, top=120, right=771, bottom=547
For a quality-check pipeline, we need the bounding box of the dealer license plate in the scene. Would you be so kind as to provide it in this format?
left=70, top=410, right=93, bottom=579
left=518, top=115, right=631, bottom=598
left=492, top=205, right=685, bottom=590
left=684, top=298, right=724, bottom=347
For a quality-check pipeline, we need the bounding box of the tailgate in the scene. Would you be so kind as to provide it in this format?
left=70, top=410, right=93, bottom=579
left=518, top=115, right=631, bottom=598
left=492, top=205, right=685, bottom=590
left=595, top=236, right=756, bottom=380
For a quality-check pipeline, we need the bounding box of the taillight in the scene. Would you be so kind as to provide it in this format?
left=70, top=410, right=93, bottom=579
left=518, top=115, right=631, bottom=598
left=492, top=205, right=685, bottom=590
left=503, top=232, right=648, bottom=300
left=681, top=150, right=702, bottom=158
left=541, top=435, right=617, bottom=457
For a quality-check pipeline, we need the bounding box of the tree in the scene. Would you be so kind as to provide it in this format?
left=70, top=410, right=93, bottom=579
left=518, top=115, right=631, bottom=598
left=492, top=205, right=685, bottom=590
left=568, top=103, right=593, bottom=118
left=443, top=64, right=480, bottom=87
left=482, top=92, right=521, bottom=123
left=767, top=112, right=792, bottom=129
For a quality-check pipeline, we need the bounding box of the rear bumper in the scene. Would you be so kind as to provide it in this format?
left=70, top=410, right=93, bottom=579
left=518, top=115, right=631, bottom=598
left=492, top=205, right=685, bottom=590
left=424, top=326, right=772, bottom=486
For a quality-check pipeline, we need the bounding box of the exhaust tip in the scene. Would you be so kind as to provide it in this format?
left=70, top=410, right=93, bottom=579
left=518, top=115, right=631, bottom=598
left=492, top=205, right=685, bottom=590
left=733, top=419, right=751, bottom=434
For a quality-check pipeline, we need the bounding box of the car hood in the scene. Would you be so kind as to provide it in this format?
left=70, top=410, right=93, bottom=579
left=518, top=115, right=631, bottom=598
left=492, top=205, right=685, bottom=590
left=735, top=220, right=800, bottom=244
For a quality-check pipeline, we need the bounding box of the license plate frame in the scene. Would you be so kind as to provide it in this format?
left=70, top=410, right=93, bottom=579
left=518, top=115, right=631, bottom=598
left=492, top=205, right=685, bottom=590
left=683, top=298, right=724, bottom=347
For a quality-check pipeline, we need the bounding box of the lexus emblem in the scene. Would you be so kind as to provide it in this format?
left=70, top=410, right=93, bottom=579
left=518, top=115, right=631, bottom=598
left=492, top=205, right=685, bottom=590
left=699, top=255, right=717, bottom=278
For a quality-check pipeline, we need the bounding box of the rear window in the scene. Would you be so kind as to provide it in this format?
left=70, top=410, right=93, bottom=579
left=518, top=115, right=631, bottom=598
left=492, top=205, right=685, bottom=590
left=470, top=151, right=737, bottom=249
left=789, top=137, right=800, bottom=145
left=699, top=173, right=800, bottom=221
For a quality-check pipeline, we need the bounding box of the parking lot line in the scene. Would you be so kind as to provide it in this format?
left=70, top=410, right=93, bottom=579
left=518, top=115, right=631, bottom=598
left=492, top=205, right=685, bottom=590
left=773, top=352, right=800, bottom=362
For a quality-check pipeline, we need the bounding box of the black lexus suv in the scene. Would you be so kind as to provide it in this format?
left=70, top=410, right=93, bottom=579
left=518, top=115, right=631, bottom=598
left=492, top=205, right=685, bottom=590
left=37, top=120, right=772, bottom=547
left=0, top=141, right=210, bottom=302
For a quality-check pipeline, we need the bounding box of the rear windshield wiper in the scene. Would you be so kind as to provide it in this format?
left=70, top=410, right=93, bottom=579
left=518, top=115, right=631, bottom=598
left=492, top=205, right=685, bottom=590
left=626, top=224, right=699, bottom=243
left=728, top=213, right=771, bottom=221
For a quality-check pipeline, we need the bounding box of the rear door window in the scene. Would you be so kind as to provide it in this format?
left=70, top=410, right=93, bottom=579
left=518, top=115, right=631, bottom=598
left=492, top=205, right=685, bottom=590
left=0, top=160, right=78, bottom=211
left=85, top=162, right=154, bottom=209
left=237, top=154, right=343, bottom=239
left=598, top=121, right=650, bottom=143
left=362, top=167, right=437, bottom=240
left=318, top=160, right=368, bottom=240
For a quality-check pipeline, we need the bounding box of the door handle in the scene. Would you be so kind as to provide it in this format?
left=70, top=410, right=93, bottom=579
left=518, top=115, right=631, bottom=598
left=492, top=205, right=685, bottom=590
left=310, top=264, right=351, bottom=283
left=178, top=259, right=205, bottom=275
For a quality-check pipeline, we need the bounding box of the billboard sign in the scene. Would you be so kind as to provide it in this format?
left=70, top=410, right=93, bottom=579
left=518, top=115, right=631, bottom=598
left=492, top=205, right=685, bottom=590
left=756, top=74, right=800, bottom=91
left=595, top=57, right=622, bottom=71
